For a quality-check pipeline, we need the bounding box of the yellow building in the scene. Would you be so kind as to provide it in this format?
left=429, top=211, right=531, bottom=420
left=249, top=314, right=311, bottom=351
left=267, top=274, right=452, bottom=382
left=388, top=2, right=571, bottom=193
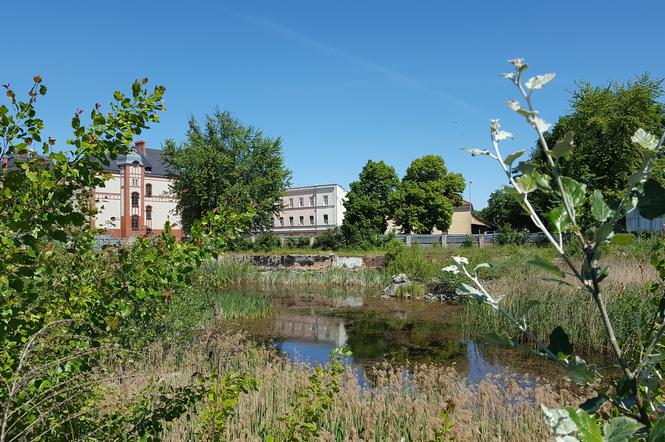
left=387, top=200, right=493, bottom=235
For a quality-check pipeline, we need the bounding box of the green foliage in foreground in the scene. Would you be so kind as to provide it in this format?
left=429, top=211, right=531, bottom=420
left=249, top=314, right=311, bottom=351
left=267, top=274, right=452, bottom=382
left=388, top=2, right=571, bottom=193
left=451, top=58, right=665, bottom=440
left=0, top=77, right=257, bottom=440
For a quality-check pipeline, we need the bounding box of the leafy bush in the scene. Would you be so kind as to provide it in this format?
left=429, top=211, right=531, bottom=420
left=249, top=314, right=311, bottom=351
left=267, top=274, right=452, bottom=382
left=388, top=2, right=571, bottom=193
left=254, top=231, right=280, bottom=251
left=284, top=235, right=311, bottom=248
left=313, top=227, right=347, bottom=250
left=462, top=235, right=475, bottom=248
left=496, top=224, right=527, bottom=245
left=384, top=239, right=439, bottom=282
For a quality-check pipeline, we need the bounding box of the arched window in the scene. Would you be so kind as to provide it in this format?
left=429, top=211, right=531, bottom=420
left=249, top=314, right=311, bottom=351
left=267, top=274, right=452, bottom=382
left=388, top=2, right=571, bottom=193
left=145, top=183, right=152, bottom=197
left=131, top=192, right=139, bottom=208
left=145, top=206, right=152, bottom=220
left=131, top=215, right=139, bottom=230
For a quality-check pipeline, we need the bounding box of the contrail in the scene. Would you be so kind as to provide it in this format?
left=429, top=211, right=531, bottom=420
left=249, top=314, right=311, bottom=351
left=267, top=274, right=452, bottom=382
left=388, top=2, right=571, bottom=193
left=237, top=13, right=478, bottom=112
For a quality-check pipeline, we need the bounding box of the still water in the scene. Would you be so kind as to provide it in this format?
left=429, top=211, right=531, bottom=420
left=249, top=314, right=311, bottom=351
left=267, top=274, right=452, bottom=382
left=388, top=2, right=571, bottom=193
left=222, top=287, right=563, bottom=385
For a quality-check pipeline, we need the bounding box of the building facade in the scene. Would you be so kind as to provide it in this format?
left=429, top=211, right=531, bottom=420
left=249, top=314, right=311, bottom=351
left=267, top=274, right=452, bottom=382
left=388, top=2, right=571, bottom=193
left=93, top=141, right=182, bottom=240
left=272, top=184, right=347, bottom=236
left=386, top=200, right=493, bottom=235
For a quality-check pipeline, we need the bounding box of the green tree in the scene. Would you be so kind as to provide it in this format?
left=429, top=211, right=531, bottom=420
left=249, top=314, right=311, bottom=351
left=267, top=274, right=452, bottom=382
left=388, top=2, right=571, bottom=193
left=531, top=74, right=665, bottom=208
left=342, top=160, right=399, bottom=240
left=163, top=110, right=291, bottom=232
left=479, top=187, right=533, bottom=230
left=390, top=155, right=465, bottom=233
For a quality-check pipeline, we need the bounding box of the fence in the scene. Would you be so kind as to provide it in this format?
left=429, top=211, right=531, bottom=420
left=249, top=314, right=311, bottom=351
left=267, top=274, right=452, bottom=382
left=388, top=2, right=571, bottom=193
left=394, top=232, right=547, bottom=247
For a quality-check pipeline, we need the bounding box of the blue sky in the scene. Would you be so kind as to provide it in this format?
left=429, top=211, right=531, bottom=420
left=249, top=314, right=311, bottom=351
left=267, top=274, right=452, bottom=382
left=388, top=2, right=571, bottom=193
left=4, top=0, right=664, bottom=208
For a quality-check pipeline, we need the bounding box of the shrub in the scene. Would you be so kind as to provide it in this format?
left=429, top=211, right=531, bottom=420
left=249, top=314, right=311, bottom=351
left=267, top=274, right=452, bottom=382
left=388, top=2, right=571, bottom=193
left=313, top=227, right=347, bottom=250
left=284, top=235, right=311, bottom=249
left=384, top=239, right=438, bottom=282
left=462, top=235, right=475, bottom=248
left=254, top=231, right=279, bottom=251
left=495, top=224, right=527, bottom=245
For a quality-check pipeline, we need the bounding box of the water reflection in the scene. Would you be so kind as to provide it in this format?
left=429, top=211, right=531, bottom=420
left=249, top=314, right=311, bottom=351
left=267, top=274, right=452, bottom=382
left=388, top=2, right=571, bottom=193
left=227, top=287, right=560, bottom=384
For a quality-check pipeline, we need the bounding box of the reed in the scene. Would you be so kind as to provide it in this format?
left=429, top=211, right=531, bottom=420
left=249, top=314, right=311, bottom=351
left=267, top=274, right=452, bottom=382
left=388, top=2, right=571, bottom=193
left=197, top=257, right=390, bottom=289
left=463, top=255, right=659, bottom=354
left=108, top=332, right=589, bottom=441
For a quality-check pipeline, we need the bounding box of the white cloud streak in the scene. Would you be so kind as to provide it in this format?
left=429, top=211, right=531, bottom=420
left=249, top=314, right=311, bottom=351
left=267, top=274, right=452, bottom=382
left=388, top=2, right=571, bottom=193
left=237, top=13, right=477, bottom=111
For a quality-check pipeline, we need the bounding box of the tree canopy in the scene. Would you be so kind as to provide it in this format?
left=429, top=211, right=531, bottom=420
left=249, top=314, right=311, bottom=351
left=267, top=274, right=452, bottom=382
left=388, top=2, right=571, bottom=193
left=342, top=160, right=399, bottom=236
left=531, top=74, right=665, bottom=202
left=478, top=187, right=533, bottom=230
left=390, top=155, right=465, bottom=233
left=163, top=111, right=291, bottom=232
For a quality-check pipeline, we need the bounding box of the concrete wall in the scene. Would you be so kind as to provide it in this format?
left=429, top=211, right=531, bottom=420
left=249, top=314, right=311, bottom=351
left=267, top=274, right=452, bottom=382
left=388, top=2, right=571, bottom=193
left=244, top=254, right=385, bottom=269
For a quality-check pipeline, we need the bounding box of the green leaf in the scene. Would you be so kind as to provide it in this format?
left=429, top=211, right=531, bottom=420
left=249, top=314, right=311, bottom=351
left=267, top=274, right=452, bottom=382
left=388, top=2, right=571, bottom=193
left=456, top=283, right=486, bottom=304
left=603, top=416, right=644, bottom=442
left=566, top=356, right=596, bottom=385
left=637, top=179, right=665, bottom=220
left=579, top=395, right=607, bottom=414
left=504, top=150, right=525, bottom=166
left=515, top=161, right=537, bottom=174
left=590, top=190, right=614, bottom=222
left=516, top=173, right=537, bottom=193
left=464, top=148, right=491, bottom=156
left=484, top=332, right=516, bottom=348
left=549, top=206, right=572, bottom=233
left=611, top=233, right=635, bottom=246
left=648, top=418, right=665, bottom=442
left=594, top=222, right=614, bottom=244
left=552, top=131, right=575, bottom=159
left=560, top=176, right=587, bottom=208
left=541, top=405, right=577, bottom=436
left=548, top=326, right=573, bottom=358
left=530, top=255, right=565, bottom=278
left=566, top=408, right=603, bottom=442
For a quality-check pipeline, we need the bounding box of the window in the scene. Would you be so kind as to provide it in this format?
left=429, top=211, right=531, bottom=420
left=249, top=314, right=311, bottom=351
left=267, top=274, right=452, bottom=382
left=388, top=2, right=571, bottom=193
left=299, top=216, right=304, bottom=226
left=323, top=214, right=329, bottom=224
left=131, top=178, right=138, bottom=186
left=131, top=192, right=139, bottom=208
left=323, top=195, right=329, bottom=205
left=145, top=183, right=152, bottom=197
left=131, top=215, right=139, bottom=230
left=289, top=216, right=294, bottom=226
left=145, top=206, right=152, bottom=220
left=309, top=196, right=315, bottom=206
left=299, top=197, right=304, bottom=207
left=289, top=198, right=294, bottom=208
left=309, top=215, right=314, bottom=225
left=279, top=217, right=284, bottom=226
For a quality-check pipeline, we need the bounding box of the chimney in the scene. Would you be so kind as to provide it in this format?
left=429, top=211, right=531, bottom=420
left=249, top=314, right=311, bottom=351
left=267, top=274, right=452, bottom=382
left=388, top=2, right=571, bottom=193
left=134, top=140, right=147, bottom=156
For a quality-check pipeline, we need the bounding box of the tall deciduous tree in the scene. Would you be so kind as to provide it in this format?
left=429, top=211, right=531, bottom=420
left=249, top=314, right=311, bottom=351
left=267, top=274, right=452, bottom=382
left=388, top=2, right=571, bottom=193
left=342, top=160, right=399, bottom=236
left=479, top=188, right=534, bottom=230
left=531, top=74, right=665, bottom=202
left=163, top=111, right=291, bottom=232
left=390, top=155, right=465, bottom=233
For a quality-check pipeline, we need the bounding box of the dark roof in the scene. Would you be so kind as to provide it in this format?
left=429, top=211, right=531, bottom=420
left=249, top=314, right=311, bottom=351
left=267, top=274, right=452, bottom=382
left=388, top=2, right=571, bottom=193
left=101, top=147, right=173, bottom=177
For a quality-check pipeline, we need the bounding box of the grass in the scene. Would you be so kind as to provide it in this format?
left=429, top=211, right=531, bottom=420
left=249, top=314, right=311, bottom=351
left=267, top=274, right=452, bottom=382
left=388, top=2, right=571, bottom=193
left=196, top=257, right=390, bottom=288
left=463, top=254, right=660, bottom=355
left=108, top=332, right=590, bottom=441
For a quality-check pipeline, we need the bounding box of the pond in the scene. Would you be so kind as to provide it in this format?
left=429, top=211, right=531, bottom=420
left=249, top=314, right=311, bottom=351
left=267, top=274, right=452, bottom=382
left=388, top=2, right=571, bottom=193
left=218, top=286, right=565, bottom=385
